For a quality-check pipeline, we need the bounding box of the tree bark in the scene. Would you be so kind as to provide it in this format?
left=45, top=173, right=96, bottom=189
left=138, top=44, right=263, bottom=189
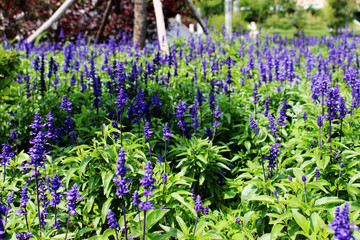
left=27, top=0, right=76, bottom=43
left=153, top=0, right=169, bottom=54
left=133, top=0, right=147, bottom=49
left=184, top=0, right=208, bottom=34
left=96, top=0, right=114, bottom=42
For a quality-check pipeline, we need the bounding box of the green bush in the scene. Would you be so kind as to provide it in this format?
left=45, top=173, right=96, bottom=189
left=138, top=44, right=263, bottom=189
left=0, top=48, right=21, bottom=93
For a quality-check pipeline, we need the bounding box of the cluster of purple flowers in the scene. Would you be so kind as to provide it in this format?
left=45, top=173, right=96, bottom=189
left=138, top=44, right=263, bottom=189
left=328, top=202, right=359, bottom=240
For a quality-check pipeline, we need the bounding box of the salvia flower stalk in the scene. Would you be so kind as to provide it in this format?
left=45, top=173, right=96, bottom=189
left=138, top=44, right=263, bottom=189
left=112, top=148, right=130, bottom=240
left=16, top=183, right=29, bottom=230
left=107, top=209, right=119, bottom=240
left=139, top=160, right=156, bottom=240
left=64, top=183, right=83, bottom=240
left=0, top=201, right=6, bottom=239
left=337, top=163, right=345, bottom=197
left=5, top=191, right=14, bottom=223
left=132, top=191, right=141, bottom=230
left=328, top=202, right=359, bottom=240
left=273, top=189, right=283, bottom=213
left=249, top=115, right=266, bottom=182
left=314, top=168, right=320, bottom=202
left=302, top=175, right=308, bottom=204
left=60, top=95, right=79, bottom=145
left=50, top=174, right=64, bottom=232
left=317, top=115, right=323, bottom=151
left=193, top=195, right=203, bottom=236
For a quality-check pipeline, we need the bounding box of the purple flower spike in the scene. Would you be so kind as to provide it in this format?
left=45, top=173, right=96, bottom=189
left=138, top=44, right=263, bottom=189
left=1, top=143, right=14, bottom=166
left=107, top=209, right=119, bottom=229
left=64, top=183, right=83, bottom=215
left=144, top=122, right=153, bottom=141
left=59, top=95, right=72, bottom=112
left=302, top=175, right=307, bottom=182
left=163, top=122, right=173, bottom=141
left=317, top=116, right=323, bottom=127
left=115, top=148, right=130, bottom=178
left=315, top=168, right=320, bottom=178
left=302, top=110, right=307, bottom=122
left=288, top=175, right=293, bottom=182
left=10, top=130, right=18, bottom=140
left=203, top=205, right=209, bottom=215
left=15, top=231, right=33, bottom=240
left=195, top=195, right=203, bottom=212
left=249, top=115, right=259, bottom=133
left=268, top=113, right=278, bottom=137
left=132, top=191, right=141, bottom=206
left=328, top=202, right=359, bottom=239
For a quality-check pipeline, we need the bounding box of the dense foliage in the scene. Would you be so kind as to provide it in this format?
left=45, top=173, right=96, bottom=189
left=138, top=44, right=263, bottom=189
left=0, top=0, right=185, bottom=42
left=1, top=27, right=360, bottom=239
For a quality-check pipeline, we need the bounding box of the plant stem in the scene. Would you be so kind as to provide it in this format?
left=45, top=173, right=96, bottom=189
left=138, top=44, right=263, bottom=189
left=314, top=178, right=318, bottom=204
left=142, top=210, right=147, bottom=240
left=65, top=211, right=71, bottom=240
left=336, top=168, right=342, bottom=197
left=122, top=197, right=128, bottom=240
left=304, top=181, right=308, bottom=204
left=340, top=119, right=343, bottom=142
left=148, top=141, right=152, bottom=162
left=137, top=206, right=142, bottom=230
left=120, top=112, right=123, bottom=147
left=259, top=143, right=266, bottom=183
left=193, top=212, right=199, bottom=236
left=25, top=208, right=29, bottom=230
left=318, top=126, right=321, bottom=151
left=54, top=206, right=57, bottom=236
left=35, top=167, right=41, bottom=233
left=329, top=120, right=332, bottom=153
left=115, top=228, right=119, bottom=240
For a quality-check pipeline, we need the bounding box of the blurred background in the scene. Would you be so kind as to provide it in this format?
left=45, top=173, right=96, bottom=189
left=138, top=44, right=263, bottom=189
left=1, top=0, right=360, bottom=42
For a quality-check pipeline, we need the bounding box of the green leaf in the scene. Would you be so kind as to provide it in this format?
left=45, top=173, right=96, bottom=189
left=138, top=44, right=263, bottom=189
left=77, top=227, right=95, bottom=237
left=171, top=192, right=196, bottom=217
left=102, top=172, right=114, bottom=197
left=245, top=141, right=251, bottom=152
left=78, top=156, right=91, bottom=176
left=250, top=195, right=275, bottom=204
left=199, top=173, right=205, bottom=185
left=349, top=172, right=360, bottom=185
left=256, top=127, right=267, bottom=144
left=315, top=197, right=345, bottom=206
left=176, top=216, right=189, bottom=234
left=271, top=224, right=284, bottom=240
left=101, top=197, right=113, bottom=223
left=270, top=212, right=292, bottom=226
left=241, top=183, right=257, bottom=205
left=65, top=168, right=78, bottom=188
left=292, top=209, right=310, bottom=235
left=146, top=209, right=169, bottom=230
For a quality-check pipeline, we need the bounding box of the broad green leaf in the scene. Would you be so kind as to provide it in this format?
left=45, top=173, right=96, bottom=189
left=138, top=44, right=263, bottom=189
left=292, top=209, right=310, bottom=235
left=146, top=209, right=169, bottom=230
left=271, top=224, right=284, bottom=240
left=176, top=216, right=189, bottom=234
left=171, top=192, right=196, bottom=217
left=101, top=197, right=113, bottom=223
left=315, top=197, right=345, bottom=206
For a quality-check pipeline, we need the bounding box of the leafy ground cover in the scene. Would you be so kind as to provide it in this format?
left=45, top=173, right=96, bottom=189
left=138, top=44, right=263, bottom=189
left=1, top=28, right=360, bottom=239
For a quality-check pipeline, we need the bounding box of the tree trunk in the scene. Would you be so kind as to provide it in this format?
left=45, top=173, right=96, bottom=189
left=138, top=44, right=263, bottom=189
left=27, top=0, right=76, bottom=43
left=133, top=0, right=147, bottom=49
left=96, top=0, right=114, bottom=42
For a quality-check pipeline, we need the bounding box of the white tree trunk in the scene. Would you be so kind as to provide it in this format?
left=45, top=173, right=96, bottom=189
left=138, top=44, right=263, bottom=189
left=184, top=0, right=207, bottom=34
left=153, top=0, right=169, bottom=54
left=27, top=0, right=76, bottom=43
